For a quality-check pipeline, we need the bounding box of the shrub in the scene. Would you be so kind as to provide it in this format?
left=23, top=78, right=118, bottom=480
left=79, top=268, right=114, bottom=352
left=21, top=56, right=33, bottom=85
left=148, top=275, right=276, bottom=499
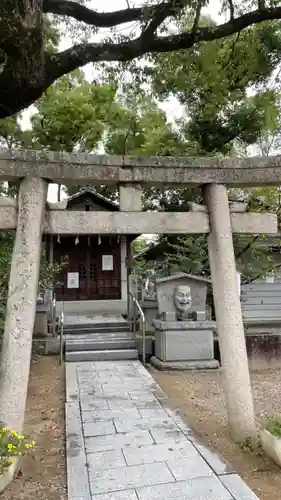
left=264, top=414, right=281, bottom=438
left=0, top=426, right=36, bottom=475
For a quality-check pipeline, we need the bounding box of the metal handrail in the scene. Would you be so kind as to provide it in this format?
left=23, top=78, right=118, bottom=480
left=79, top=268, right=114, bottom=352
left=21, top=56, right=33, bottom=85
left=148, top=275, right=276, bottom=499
left=51, top=293, right=56, bottom=337
left=59, top=301, right=64, bottom=364
left=129, top=292, right=146, bottom=364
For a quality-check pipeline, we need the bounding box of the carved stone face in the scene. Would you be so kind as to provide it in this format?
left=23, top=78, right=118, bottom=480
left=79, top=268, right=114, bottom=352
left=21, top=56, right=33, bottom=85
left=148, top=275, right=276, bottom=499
left=173, top=285, right=192, bottom=313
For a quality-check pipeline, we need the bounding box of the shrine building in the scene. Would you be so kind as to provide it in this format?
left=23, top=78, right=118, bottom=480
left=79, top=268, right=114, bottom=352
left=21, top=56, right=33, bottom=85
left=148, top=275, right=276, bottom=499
left=46, top=188, right=138, bottom=315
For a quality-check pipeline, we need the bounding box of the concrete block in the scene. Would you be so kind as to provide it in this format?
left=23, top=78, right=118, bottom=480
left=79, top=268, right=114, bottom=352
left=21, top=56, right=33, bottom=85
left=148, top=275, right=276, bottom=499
left=154, top=329, right=214, bottom=362
left=67, top=451, right=91, bottom=499
left=66, top=363, right=79, bottom=402
left=167, top=456, right=213, bottom=480
left=82, top=408, right=141, bottom=423
left=123, top=441, right=197, bottom=466
left=83, top=420, right=116, bottom=437
left=85, top=430, right=153, bottom=453
left=89, top=462, right=174, bottom=495
left=87, top=449, right=126, bottom=472
left=136, top=476, right=233, bottom=500
left=219, top=474, right=259, bottom=499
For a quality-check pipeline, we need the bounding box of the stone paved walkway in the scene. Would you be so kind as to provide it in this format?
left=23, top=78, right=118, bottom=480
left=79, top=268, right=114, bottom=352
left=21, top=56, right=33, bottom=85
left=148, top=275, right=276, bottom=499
left=65, top=360, right=259, bottom=500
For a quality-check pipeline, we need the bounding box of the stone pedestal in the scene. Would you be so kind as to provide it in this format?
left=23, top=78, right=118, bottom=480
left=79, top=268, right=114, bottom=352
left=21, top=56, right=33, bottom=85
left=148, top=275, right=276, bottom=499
left=151, top=319, right=219, bottom=370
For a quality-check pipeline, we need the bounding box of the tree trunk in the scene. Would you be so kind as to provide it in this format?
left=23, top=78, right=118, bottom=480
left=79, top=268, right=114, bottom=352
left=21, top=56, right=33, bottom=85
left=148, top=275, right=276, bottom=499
left=0, top=177, right=47, bottom=432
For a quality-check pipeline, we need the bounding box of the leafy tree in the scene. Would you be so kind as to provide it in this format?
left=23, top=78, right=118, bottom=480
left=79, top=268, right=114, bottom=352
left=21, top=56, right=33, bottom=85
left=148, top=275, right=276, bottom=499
left=1, top=1, right=281, bottom=118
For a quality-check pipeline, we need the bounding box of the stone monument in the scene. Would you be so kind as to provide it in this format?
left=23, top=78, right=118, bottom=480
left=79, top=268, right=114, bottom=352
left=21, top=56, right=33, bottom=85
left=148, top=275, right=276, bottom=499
left=151, top=273, right=219, bottom=370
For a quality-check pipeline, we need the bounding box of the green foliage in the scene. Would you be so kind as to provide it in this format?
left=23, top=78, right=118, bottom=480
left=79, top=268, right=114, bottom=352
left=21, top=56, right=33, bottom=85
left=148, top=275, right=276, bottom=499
left=264, top=414, right=281, bottom=438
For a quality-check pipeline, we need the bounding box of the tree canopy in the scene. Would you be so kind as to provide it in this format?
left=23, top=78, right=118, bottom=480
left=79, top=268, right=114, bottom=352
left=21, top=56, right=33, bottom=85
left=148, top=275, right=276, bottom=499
left=1, top=0, right=281, bottom=118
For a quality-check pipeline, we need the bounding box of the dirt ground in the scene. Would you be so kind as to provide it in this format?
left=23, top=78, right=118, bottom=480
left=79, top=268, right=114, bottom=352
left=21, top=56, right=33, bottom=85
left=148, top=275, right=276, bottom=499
left=152, top=367, right=281, bottom=500
left=1, top=355, right=66, bottom=500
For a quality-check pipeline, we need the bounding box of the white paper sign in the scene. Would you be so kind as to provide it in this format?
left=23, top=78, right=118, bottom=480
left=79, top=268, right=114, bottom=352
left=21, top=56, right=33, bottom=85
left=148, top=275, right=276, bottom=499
left=102, top=255, right=113, bottom=271
left=67, top=272, right=79, bottom=289
left=236, top=271, right=241, bottom=296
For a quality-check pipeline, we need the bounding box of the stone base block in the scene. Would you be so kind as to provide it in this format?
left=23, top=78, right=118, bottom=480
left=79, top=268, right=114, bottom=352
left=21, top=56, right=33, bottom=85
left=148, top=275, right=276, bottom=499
left=150, top=357, right=220, bottom=371
left=154, top=327, right=214, bottom=362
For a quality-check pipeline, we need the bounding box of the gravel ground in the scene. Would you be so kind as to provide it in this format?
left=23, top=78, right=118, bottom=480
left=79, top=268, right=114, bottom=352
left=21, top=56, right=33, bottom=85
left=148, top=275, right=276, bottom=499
left=152, top=367, right=281, bottom=500
left=2, top=355, right=66, bottom=500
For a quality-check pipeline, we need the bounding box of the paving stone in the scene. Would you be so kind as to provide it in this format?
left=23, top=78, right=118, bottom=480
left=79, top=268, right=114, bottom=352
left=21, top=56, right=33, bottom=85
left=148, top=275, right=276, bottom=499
left=129, top=392, right=159, bottom=402
left=67, top=447, right=91, bottom=498
left=82, top=408, right=141, bottom=423
left=65, top=402, right=84, bottom=450
left=85, top=430, right=154, bottom=453
left=87, top=449, right=126, bottom=471
left=150, top=428, right=188, bottom=444
left=66, top=364, right=79, bottom=402
left=89, top=462, right=174, bottom=495
left=114, top=417, right=178, bottom=434
left=91, top=491, right=138, bottom=500
left=220, top=474, right=260, bottom=499
left=138, top=408, right=170, bottom=419
left=136, top=476, right=233, bottom=500
left=163, top=407, right=193, bottom=434
left=123, top=441, right=198, bottom=466
left=81, top=399, right=109, bottom=411
left=167, top=456, right=214, bottom=480
left=83, top=420, right=116, bottom=437
left=192, top=442, right=232, bottom=475
left=107, top=397, right=161, bottom=410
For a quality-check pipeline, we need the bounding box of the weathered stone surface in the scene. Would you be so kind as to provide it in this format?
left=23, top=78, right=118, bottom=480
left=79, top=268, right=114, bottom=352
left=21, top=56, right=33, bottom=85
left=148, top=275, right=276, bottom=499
left=66, top=364, right=79, bottom=402
left=155, top=273, right=211, bottom=316
left=167, top=457, right=214, bottom=480
left=83, top=420, right=116, bottom=437
left=82, top=408, right=141, bottom=423
left=154, top=329, right=214, bottom=362
left=0, top=208, right=276, bottom=235
left=113, top=417, right=178, bottom=434
left=150, top=428, right=188, bottom=444
left=65, top=360, right=258, bottom=500
left=89, top=462, right=174, bottom=495
left=0, top=177, right=47, bottom=432
left=136, top=476, right=233, bottom=500
left=219, top=474, right=260, bottom=499
left=150, top=357, right=220, bottom=371
left=85, top=430, right=154, bottom=453
left=89, top=490, right=138, bottom=500
left=80, top=399, right=109, bottom=411
left=87, top=449, right=126, bottom=472
left=192, top=442, right=232, bottom=475
left=123, top=441, right=197, bottom=466
left=1, top=150, right=281, bottom=187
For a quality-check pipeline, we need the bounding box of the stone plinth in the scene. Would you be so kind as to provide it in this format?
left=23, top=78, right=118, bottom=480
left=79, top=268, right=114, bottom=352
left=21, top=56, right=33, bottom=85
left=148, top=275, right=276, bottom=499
left=152, top=319, right=219, bottom=370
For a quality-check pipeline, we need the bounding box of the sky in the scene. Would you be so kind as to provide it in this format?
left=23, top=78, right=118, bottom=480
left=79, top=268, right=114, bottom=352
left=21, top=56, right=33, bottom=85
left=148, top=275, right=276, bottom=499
left=41, top=0, right=223, bottom=202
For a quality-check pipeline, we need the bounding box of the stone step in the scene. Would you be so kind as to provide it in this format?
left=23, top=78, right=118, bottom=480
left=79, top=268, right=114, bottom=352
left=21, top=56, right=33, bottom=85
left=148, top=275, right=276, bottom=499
left=65, top=333, right=134, bottom=341
left=65, top=339, right=136, bottom=351
left=65, top=349, right=138, bottom=362
left=64, top=325, right=131, bottom=334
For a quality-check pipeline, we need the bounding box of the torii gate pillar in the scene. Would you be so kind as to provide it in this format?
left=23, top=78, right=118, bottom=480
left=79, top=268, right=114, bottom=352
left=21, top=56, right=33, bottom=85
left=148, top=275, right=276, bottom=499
left=203, top=184, right=256, bottom=441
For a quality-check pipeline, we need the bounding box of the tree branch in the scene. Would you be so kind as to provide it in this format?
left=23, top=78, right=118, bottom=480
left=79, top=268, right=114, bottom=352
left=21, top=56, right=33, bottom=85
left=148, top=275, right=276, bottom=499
left=43, top=0, right=179, bottom=27
left=191, top=0, right=202, bottom=36
left=140, top=1, right=188, bottom=41
left=228, top=0, right=235, bottom=20
left=47, top=6, right=281, bottom=81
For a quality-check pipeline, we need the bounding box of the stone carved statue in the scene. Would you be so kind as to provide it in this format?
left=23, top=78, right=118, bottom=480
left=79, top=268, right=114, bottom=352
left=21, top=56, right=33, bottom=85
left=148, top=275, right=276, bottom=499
left=173, top=285, right=192, bottom=317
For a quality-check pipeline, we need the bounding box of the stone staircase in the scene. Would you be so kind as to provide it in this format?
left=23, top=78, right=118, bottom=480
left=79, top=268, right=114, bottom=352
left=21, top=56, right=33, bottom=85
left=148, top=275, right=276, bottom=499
left=64, top=317, right=138, bottom=362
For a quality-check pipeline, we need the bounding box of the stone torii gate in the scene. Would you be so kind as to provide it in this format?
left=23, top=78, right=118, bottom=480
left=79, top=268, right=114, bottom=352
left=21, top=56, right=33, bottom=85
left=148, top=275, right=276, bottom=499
left=0, top=151, right=279, bottom=441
